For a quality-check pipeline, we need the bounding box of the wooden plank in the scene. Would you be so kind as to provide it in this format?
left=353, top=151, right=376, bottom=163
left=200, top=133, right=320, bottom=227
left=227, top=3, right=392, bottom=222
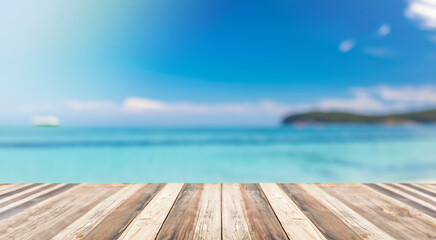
left=0, top=184, right=26, bottom=195
left=423, top=184, right=436, bottom=191
left=223, top=184, right=288, bottom=240
left=156, top=183, right=221, bottom=240
left=192, top=184, right=221, bottom=240
left=52, top=184, right=144, bottom=240
left=377, top=184, right=436, bottom=213
left=0, top=183, right=42, bottom=199
left=0, top=183, right=49, bottom=205
left=0, top=183, right=57, bottom=208
left=117, top=183, right=184, bottom=240
left=320, top=183, right=436, bottom=240
left=392, top=184, right=436, bottom=203
left=0, top=184, right=120, bottom=240
left=260, top=183, right=326, bottom=240
left=364, top=184, right=436, bottom=221
left=280, top=183, right=362, bottom=240
left=300, top=184, right=395, bottom=240
left=0, top=184, right=69, bottom=215
left=407, top=184, right=436, bottom=198
left=222, top=183, right=252, bottom=240
left=83, top=183, right=165, bottom=240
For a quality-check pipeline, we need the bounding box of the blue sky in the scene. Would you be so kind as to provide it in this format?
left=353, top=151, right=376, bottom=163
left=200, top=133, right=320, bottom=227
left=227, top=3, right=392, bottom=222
left=1, top=0, right=436, bottom=125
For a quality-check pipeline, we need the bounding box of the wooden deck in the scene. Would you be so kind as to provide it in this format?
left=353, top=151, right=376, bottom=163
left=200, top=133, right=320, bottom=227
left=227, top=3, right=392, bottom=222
left=0, top=183, right=435, bottom=239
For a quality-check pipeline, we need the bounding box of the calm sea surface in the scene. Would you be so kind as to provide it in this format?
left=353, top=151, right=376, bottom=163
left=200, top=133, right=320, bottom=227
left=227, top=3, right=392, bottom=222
left=0, top=125, right=435, bottom=182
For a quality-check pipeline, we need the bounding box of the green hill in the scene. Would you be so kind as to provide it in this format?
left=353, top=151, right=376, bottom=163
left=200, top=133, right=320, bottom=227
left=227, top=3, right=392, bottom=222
left=282, top=109, right=436, bottom=124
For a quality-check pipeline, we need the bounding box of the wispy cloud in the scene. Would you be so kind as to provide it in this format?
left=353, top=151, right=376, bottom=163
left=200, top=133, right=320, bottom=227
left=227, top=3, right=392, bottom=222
left=9, top=85, right=436, bottom=125
left=338, top=39, right=356, bottom=53
left=377, top=24, right=391, bottom=37
left=405, top=0, right=436, bottom=29
left=376, top=85, right=436, bottom=104
left=123, top=98, right=294, bottom=115
left=362, top=47, right=396, bottom=58
left=318, top=91, right=386, bottom=112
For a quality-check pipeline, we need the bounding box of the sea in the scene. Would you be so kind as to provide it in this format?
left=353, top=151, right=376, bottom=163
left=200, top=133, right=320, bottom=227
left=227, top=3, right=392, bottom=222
left=0, top=125, right=435, bottom=183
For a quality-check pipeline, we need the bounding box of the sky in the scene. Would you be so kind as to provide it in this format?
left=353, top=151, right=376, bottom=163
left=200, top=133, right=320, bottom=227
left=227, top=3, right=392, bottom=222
left=1, top=0, right=436, bottom=126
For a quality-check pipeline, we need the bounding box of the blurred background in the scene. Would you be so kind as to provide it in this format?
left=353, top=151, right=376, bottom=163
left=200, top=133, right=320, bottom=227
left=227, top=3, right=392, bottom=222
left=1, top=0, right=435, bottom=182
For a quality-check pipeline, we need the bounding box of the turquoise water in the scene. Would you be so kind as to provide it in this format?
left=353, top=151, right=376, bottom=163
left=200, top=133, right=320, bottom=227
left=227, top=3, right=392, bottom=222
left=0, top=125, right=435, bottom=182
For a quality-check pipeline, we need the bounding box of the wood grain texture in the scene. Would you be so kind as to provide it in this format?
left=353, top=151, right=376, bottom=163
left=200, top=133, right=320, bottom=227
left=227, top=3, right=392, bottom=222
left=222, top=183, right=252, bottom=240
left=280, top=183, right=362, bottom=240
left=407, top=184, right=436, bottom=198
left=0, top=184, right=118, bottom=240
left=369, top=184, right=436, bottom=217
left=223, top=184, right=288, bottom=240
left=0, top=183, right=434, bottom=239
left=0, top=184, right=27, bottom=196
left=156, top=183, right=221, bottom=240
left=0, top=183, right=42, bottom=199
left=320, top=183, right=436, bottom=240
left=118, top=183, right=184, bottom=240
left=0, top=183, right=77, bottom=220
left=156, top=184, right=203, bottom=240
left=390, top=184, right=436, bottom=204
left=300, top=184, right=395, bottom=240
left=83, top=183, right=165, bottom=240
left=52, top=184, right=144, bottom=240
left=192, top=183, right=221, bottom=240
left=260, top=183, right=326, bottom=240
left=0, top=183, right=57, bottom=209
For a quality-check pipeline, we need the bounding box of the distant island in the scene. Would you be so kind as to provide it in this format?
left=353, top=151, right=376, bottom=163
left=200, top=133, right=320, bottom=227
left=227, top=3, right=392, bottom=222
left=282, top=109, right=436, bottom=125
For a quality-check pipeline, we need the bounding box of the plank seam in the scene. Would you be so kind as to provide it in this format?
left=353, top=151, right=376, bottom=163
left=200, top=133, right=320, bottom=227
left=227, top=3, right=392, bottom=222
left=220, top=183, right=223, bottom=240
left=258, top=183, right=291, bottom=240
left=112, top=184, right=167, bottom=239
left=154, top=183, right=186, bottom=239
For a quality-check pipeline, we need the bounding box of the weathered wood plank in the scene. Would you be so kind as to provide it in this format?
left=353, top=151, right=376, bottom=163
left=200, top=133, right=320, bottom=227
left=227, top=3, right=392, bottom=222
left=406, top=184, right=436, bottom=198
left=364, top=184, right=436, bottom=223
left=83, top=183, right=165, bottom=240
left=392, top=184, right=436, bottom=204
left=280, top=183, right=362, bottom=240
left=377, top=184, right=436, bottom=213
left=118, top=183, right=184, bottom=240
left=0, top=183, right=57, bottom=208
left=260, top=183, right=326, bottom=240
left=222, top=183, right=252, bottom=240
left=0, top=184, right=119, bottom=240
left=52, top=184, right=144, bottom=240
left=320, top=183, right=436, bottom=240
left=300, top=184, right=395, bottom=240
left=0, top=184, right=26, bottom=196
left=156, top=183, right=221, bottom=240
left=223, top=184, right=288, bottom=240
left=0, top=184, right=73, bottom=218
left=192, top=183, right=221, bottom=240
left=0, top=183, right=42, bottom=199
left=157, top=184, right=202, bottom=239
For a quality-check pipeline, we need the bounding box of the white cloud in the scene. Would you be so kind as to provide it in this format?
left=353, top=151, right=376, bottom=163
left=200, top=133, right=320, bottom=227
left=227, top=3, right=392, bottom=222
left=362, top=47, right=395, bottom=58
left=405, top=0, right=436, bottom=29
left=9, top=85, right=436, bottom=125
left=377, top=24, right=391, bottom=36
left=318, top=93, right=386, bottom=112
left=316, top=84, right=436, bottom=113
left=122, top=98, right=294, bottom=115
left=338, top=39, right=356, bottom=53
left=376, top=85, right=436, bottom=104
